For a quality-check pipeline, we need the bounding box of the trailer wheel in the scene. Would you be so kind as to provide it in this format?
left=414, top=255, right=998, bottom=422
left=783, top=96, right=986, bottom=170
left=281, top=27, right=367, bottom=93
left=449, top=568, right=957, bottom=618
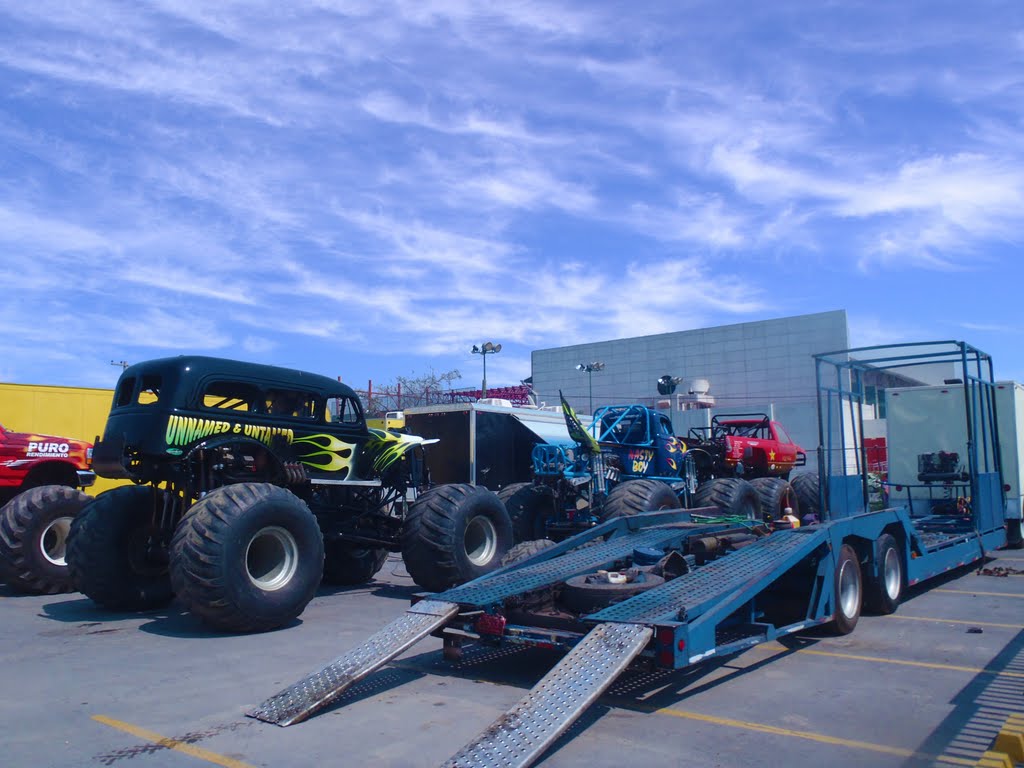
left=0, top=485, right=91, bottom=594
left=169, top=483, right=324, bottom=632
left=864, top=533, right=903, bottom=614
left=600, top=479, right=680, bottom=522
left=322, top=542, right=388, bottom=585
left=830, top=543, right=862, bottom=634
left=692, top=478, right=761, bottom=520
left=791, top=472, right=822, bottom=518
left=67, top=485, right=176, bottom=610
left=498, top=482, right=554, bottom=542
left=500, top=538, right=556, bottom=566
left=401, top=483, right=513, bottom=592
left=1006, top=519, right=1023, bottom=550
left=749, top=478, right=799, bottom=521
left=560, top=572, right=666, bottom=614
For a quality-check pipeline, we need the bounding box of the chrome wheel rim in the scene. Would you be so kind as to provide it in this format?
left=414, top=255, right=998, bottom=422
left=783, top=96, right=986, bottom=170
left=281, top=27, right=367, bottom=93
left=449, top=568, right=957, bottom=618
left=40, top=517, right=73, bottom=566
left=883, top=547, right=901, bottom=600
left=246, top=526, right=299, bottom=591
left=838, top=559, right=860, bottom=618
left=464, top=515, right=498, bottom=567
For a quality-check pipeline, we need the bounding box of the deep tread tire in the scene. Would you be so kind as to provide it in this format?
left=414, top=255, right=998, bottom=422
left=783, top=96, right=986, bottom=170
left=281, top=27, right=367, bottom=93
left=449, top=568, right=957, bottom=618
left=401, top=483, right=513, bottom=593
left=749, top=477, right=799, bottom=521
left=500, top=538, right=556, bottom=566
left=692, top=478, right=761, bottom=520
left=791, top=472, right=823, bottom=518
left=498, top=482, right=554, bottom=543
left=600, top=479, right=680, bottom=523
left=864, top=533, right=903, bottom=615
left=67, top=485, right=175, bottom=610
left=170, top=483, right=324, bottom=633
left=0, top=485, right=91, bottom=594
left=322, top=542, right=388, bottom=586
left=830, top=543, right=862, bottom=634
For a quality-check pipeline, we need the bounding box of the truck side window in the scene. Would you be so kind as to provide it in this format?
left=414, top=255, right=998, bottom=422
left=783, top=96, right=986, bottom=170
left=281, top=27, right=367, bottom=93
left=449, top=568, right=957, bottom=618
left=114, top=375, right=162, bottom=407
left=336, top=396, right=362, bottom=425
left=266, top=388, right=317, bottom=418
left=115, top=377, right=136, bottom=408
left=138, top=375, right=162, bottom=405
left=202, top=381, right=259, bottom=412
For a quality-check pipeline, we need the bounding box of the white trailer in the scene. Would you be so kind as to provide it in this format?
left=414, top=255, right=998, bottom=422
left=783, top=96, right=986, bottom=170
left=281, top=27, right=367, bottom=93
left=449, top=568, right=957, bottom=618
left=886, top=380, right=1024, bottom=528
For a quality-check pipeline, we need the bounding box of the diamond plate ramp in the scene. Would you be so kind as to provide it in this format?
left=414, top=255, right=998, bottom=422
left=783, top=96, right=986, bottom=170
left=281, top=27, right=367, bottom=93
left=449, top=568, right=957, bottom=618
left=442, top=622, right=653, bottom=768
left=248, top=599, right=459, bottom=726
left=588, top=528, right=826, bottom=624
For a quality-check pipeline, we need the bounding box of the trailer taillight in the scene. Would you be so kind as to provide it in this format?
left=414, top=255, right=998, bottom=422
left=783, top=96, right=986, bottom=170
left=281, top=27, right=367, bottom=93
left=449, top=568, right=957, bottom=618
left=475, top=613, right=506, bottom=636
left=655, top=627, right=683, bottom=667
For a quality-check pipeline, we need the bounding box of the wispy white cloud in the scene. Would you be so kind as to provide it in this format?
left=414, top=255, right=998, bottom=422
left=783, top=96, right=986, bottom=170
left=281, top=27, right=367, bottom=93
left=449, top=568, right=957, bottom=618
left=0, top=0, right=1020, bottom=389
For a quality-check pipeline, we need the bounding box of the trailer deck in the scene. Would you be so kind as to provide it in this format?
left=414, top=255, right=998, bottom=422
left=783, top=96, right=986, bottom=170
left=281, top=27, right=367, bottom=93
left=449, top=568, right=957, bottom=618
left=246, top=340, right=1017, bottom=767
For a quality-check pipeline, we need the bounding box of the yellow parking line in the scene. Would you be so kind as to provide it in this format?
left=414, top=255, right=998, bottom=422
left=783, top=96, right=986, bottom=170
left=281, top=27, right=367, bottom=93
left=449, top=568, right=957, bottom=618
left=652, top=707, right=974, bottom=764
left=92, top=716, right=253, bottom=768
left=935, top=589, right=1024, bottom=598
left=797, top=649, right=1024, bottom=678
left=887, top=614, right=1023, bottom=630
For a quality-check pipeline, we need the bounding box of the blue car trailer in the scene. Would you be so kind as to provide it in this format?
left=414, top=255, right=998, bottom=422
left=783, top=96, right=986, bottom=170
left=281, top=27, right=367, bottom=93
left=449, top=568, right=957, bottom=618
left=249, top=341, right=1015, bottom=768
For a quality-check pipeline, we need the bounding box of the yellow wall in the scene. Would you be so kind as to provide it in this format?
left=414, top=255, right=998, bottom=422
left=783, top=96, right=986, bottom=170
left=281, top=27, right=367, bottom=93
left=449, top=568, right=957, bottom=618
left=0, top=383, right=125, bottom=494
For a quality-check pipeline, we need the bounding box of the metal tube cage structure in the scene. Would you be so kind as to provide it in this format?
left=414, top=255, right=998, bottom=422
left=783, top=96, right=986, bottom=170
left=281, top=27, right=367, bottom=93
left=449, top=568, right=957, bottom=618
left=813, top=340, right=1005, bottom=535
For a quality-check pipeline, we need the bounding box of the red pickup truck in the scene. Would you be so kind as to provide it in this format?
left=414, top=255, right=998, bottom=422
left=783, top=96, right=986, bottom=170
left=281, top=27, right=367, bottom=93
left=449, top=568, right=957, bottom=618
left=0, top=422, right=95, bottom=502
left=0, top=423, right=95, bottom=595
left=686, top=414, right=806, bottom=480
left=685, top=414, right=807, bottom=519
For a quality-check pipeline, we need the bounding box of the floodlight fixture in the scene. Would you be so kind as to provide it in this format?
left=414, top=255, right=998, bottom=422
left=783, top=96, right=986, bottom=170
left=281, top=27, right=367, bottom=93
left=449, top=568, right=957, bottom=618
left=576, top=361, right=605, bottom=415
left=471, top=341, right=502, bottom=399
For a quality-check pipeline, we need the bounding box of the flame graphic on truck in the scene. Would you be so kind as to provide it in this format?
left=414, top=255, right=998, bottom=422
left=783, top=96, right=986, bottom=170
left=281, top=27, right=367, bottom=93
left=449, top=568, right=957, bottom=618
left=292, top=433, right=356, bottom=475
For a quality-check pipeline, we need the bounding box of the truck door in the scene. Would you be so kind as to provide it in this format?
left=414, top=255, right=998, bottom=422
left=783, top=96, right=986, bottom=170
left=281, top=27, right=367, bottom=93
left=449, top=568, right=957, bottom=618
left=653, top=413, right=684, bottom=476
left=770, top=421, right=799, bottom=470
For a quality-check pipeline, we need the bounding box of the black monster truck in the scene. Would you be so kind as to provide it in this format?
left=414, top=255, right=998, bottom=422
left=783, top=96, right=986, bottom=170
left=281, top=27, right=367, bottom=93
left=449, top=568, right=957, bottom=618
left=63, top=356, right=512, bottom=632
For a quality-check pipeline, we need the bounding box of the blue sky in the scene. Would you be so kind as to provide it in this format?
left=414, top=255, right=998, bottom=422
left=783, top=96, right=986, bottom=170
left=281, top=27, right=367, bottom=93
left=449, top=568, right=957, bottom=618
left=1, top=1, right=1022, bottom=395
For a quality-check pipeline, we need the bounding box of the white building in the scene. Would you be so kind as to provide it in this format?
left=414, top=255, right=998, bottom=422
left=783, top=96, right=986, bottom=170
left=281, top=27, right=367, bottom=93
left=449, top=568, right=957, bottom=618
left=531, top=310, right=852, bottom=468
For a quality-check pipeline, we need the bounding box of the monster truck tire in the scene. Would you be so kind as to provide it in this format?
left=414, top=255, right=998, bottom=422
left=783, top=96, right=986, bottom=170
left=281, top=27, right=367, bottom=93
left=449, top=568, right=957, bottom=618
left=749, top=477, right=799, bottom=521
left=692, top=478, right=761, bottom=521
left=560, top=572, right=666, bottom=614
left=791, top=472, right=823, bottom=518
left=322, top=541, right=389, bottom=585
left=498, top=482, right=554, bottom=543
left=67, top=485, right=176, bottom=610
left=170, top=483, right=324, bottom=633
left=500, top=538, right=556, bottom=566
left=401, top=483, right=513, bottom=593
left=599, top=479, right=681, bottom=523
left=0, top=485, right=91, bottom=594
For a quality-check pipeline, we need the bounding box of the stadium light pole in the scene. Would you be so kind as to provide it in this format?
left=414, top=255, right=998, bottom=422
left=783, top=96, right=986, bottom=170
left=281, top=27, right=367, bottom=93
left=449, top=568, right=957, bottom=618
left=576, top=361, right=605, bottom=415
left=471, top=342, right=502, bottom=399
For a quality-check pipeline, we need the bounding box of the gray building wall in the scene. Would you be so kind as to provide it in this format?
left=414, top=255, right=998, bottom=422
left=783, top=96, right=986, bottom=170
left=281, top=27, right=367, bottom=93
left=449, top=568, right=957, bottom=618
left=531, top=310, right=850, bottom=468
